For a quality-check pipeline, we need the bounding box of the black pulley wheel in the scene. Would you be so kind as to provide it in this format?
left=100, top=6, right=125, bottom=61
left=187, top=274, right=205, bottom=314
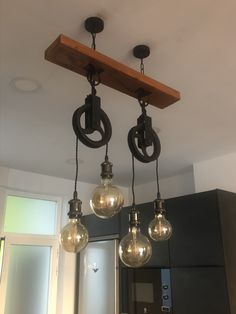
left=128, top=125, right=161, bottom=163
left=72, top=105, right=112, bottom=148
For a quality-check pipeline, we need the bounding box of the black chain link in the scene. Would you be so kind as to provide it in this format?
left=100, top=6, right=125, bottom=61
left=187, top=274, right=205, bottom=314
left=91, top=33, right=96, bottom=50
left=140, top=58, right=145, bottom=74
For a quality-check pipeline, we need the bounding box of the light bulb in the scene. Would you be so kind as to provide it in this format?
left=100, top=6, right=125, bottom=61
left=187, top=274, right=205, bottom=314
left=90, top=156, right=124, bottom=219
left=90, top=178, right=124, bottom=218
left=148, top=197, right=172, bottom=241
left=119, top=210, right=152, bottom=268
left=60, top=192, right=89, bottom=253
left=60, top=218, right=88, bottom=253
left=148, top=212, right=172, bottom=241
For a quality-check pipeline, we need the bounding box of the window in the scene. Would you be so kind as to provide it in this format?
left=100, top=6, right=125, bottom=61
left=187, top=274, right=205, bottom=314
left=4, top=195, right=57, bottom=235
left=0, top=238, right=5, bottom=281
left=0, top=192, right=61, bottom=314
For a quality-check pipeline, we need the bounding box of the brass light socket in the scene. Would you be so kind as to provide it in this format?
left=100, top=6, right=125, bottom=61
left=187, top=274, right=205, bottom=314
left=68, top=191, right=83, bottom=219
left=101, top=156, right=113, bottom=179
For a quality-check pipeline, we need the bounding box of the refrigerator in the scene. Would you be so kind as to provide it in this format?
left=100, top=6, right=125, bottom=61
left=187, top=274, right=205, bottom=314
left=78, top=239, right=119, bottom=314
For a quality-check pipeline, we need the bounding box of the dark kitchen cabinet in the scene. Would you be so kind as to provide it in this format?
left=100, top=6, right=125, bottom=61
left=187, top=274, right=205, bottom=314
left=120, top=202, right=170, bottom=267
left=171, top=267, right=230, bottom=314
left=120, top=267, right=172, bottom=314
left=166, top=190, right=225, bottom=267
left=81, top=189, right=236, bottom=314
left=81, top=212, right=120, bottom=239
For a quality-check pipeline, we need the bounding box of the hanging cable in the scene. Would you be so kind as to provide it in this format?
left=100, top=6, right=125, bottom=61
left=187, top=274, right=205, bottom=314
left=105, top=143, right=108, bottom=159
left=156, top=158, right=161, bottom=199
left=131, top=154, right=136, bottom=207
left=74, top=136, right=79, bottom=197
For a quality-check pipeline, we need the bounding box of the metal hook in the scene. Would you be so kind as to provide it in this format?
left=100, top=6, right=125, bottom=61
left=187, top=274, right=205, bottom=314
left=86, top=67, right=102, bottom=95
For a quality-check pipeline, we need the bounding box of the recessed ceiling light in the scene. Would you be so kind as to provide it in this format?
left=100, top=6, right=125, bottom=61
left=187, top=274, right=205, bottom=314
left=10, top=77, right=41, bottom=92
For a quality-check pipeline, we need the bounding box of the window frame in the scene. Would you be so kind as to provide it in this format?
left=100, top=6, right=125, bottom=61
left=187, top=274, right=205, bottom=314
left=0, top=189, right=61, bottom=314
left=0, top=189, right=61, bottom=237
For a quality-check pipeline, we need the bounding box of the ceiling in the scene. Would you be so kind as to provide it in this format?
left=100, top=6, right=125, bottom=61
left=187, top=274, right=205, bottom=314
left=1, top=0, right=236, bottom=187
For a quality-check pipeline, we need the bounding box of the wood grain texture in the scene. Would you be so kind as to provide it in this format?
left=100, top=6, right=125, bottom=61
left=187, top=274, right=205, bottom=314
left=45, top=34, right=180, bottom=109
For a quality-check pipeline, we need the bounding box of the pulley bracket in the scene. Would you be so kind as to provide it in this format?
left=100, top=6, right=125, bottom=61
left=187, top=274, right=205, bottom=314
left=72, top=96, right=112, bottom=148
left=72, top=93, right=112, bottom=148
left=128, top=103, right=161, bottom=163
left=72, top=64, right=112, bottom=149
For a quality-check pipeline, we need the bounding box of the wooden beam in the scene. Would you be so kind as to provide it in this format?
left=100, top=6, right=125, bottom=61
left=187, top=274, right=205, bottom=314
left=45, top=34, right=180, bottom=109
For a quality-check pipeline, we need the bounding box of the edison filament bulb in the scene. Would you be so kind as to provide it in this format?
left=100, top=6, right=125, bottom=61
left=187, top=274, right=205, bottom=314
left=60, top=192, right=88, bottom=253
left=90, top=156, right=124, bottom=218
left=119, top=209, right=152, bottom=268
left=60, top=218, right=88, bottom=253
left=148, top=198, right=172, bottom=241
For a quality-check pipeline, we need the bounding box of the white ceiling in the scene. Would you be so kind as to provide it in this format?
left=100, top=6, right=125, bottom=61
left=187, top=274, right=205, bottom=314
left=1, top=0, right=236, bottom=187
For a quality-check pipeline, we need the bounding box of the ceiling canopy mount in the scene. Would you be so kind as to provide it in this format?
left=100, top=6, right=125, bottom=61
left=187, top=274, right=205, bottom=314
left=84, top=16, right=104, bottom=34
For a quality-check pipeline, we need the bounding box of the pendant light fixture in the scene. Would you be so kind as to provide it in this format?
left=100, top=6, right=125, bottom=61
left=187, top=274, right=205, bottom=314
left=74, top=17, right=124, bottom=218
left=72, top=17, right=112, bottom=150
left=45, top=17, right=180, bottom=260
left=128, top=45, right=161, bottom=163
left=90, top=144, right=124, bottom=218
left=119, top=155, right=152, bottom=268
left=148, top=159, right=172, bottom=241
left=60, top=137, right=89, bottom=253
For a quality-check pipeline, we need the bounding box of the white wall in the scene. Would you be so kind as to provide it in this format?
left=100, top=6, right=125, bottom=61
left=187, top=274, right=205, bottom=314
left=133, top=170, right=195, bottom=204
left=0, top=166, right=129, bottom=314
left=0, top=167, right=129, bottom=214
left=194, top=152, right=236, bottom=193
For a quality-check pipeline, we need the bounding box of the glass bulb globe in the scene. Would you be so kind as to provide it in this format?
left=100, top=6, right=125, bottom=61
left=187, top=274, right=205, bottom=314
left=60, top=218, right=89, bottom=253
left=148, top=212, right=172, bottom=241
left=119, top=226, right=152, bottom=268
left=90, top=178, right=124, bottom=219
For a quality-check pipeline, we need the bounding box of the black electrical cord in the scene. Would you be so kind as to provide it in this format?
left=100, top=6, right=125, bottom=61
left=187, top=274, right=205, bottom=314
left=74, top=136, right=79, bottom=197
left=156, top=158, right=161, bottom=199
left=105, top=143, right=108, bottom=159
left=131, top=154, right=136, bottom=207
